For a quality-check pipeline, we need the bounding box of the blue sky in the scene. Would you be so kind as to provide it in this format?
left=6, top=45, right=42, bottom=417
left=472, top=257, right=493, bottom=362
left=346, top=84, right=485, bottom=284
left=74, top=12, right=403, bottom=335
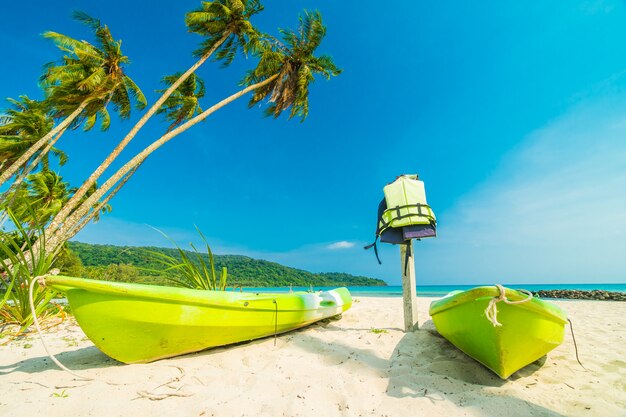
left=1, top=1, right=625, bottom=284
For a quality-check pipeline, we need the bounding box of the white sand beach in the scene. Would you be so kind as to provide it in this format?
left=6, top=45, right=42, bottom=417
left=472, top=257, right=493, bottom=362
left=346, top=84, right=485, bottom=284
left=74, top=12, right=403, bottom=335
left=1, top=297, right=625, bottom=417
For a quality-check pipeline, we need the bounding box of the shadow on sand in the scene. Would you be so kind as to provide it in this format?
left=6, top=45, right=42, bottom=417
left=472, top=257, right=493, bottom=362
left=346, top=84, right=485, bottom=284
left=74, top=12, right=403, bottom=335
left=0, top=316, right=354, bottom=376
left=290, top=318, right=564, bottom=417
left=0, top=345, right=119, bottom=375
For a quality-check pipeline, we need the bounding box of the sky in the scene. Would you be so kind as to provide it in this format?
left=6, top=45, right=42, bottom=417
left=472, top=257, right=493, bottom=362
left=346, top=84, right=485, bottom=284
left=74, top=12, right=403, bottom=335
left=1, top=1, right=625, bottom=285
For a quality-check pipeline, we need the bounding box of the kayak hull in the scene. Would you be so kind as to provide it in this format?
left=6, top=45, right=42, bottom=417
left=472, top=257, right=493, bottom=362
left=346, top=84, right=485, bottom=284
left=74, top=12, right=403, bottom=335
left=47, top=276, right=352, bottom=363
left=429, top=286, right=567, bottom=379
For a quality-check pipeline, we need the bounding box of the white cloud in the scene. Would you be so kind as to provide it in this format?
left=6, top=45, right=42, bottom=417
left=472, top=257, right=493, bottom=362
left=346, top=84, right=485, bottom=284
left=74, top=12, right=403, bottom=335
left=411, top=95, right=626, bottom=284
left=327, top=241, right=356, bottom=250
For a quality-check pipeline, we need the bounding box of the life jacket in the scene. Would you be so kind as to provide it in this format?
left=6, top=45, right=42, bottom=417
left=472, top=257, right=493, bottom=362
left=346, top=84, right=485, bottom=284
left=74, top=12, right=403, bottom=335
left=364, top=174, right=437, bottom=265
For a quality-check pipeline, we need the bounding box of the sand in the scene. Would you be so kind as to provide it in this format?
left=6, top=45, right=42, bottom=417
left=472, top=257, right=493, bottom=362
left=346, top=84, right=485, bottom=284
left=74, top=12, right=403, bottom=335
left=1, top=297, right=625, bottom=417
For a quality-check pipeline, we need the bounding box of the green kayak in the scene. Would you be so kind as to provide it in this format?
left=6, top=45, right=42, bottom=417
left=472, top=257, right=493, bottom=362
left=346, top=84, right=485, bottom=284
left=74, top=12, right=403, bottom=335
left=47, top=276, right=352, bottom=363
left=429, top=286, right=567, bottom=379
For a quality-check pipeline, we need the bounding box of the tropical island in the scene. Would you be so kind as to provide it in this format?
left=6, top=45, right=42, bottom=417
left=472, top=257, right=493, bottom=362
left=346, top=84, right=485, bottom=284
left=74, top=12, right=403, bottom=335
left=64, top=241, right=387, bottom=287
left=1, top=1, right=625, bottom=417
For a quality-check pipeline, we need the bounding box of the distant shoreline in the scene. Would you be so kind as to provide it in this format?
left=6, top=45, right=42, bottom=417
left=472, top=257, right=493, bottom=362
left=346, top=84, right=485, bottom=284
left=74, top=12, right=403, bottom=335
left=234, top=283, right=626, bottom=300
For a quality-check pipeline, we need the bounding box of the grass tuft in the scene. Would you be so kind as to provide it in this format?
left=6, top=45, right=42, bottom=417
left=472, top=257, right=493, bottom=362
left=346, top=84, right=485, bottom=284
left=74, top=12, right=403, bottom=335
left=143, top=226, right=228, bottom=291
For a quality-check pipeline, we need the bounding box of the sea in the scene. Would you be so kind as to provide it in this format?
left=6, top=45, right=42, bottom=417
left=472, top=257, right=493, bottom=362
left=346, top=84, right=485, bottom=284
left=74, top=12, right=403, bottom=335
left=242, top=283, right=626, bottom=297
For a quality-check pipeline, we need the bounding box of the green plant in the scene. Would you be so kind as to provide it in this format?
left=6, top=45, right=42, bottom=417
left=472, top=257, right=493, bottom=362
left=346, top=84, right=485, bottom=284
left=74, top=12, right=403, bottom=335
left=0, top=210, right=61, bottom=333
left=145, top=227, right=228, bottom=290
left=51, top=389, right=69, bottom=398
left=370, top=328, right=387, bottom=334
left=62, top=336, right=78, bottom=347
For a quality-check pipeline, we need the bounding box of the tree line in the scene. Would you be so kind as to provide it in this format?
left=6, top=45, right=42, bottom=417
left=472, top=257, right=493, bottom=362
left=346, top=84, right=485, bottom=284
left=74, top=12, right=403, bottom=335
left=64, top=242, right=387, bottom=288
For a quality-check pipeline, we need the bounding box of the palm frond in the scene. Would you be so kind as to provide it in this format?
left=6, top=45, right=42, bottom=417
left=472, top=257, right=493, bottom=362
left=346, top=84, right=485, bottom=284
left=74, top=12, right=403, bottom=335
left=242, top=10, right=341, bottom=121
left=41, top=13, right=145, bottom=128
left=186, top=0, right=262, bottom=65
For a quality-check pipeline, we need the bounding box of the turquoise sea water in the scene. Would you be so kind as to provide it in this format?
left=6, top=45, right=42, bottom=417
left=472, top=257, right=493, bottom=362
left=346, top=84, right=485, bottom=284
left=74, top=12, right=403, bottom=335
left=243, top=283, right=626, bottom=297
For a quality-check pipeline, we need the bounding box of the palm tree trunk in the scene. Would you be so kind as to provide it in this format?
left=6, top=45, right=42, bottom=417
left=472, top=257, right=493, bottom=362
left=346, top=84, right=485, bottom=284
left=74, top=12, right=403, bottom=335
left=46, top=32, right=232, bottom=239
left=0, top=102, right=88, bottom=188
left=50, top=165, right=140, bottom=253
left=46, top=74, right=279, bottom=252
left=1, top=126, right=68, bottom=203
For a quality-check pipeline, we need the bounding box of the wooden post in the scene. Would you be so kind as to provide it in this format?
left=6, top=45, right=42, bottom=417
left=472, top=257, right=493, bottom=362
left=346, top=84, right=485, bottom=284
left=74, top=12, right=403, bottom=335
left=401, top=240, right=418, bottom=331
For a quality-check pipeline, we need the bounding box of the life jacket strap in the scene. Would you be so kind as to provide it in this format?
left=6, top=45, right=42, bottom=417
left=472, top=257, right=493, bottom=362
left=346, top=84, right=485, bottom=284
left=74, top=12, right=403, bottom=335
left=378, top=203, right=436, bottom=238
left=382, top=203, right=434, bottom=222
left=363, top=236, right=382, bottom=264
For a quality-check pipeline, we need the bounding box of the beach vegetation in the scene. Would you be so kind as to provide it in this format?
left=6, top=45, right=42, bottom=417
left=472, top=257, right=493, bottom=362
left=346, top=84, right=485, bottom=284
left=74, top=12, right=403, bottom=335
left=51, top=389, right=69, bottom=398
left=143, top=227, right=229, bottom=291
left=0, top=212, right=64, bottom=335
left=62, top=335, right=78, bottom=347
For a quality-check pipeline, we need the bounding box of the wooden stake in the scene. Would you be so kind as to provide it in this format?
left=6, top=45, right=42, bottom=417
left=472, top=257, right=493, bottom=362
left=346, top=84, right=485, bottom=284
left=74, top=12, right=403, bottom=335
left=401, top=240, right=418, bottom=331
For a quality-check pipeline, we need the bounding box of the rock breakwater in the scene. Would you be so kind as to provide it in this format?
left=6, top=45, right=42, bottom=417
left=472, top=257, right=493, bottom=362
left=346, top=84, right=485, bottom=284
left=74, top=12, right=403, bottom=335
left=533, top=289, right=625, bottom=301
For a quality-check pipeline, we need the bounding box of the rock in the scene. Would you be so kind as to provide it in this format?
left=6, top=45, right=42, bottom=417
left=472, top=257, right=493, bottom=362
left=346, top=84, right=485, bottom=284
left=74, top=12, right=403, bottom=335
left=532, top=289, right=625, bottom=301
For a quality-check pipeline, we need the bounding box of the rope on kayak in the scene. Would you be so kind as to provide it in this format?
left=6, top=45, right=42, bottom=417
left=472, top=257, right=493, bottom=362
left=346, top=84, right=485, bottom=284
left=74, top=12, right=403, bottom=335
left=484, top=284, right=533, bottom=327
left=29, top=271, right=93, bottom=381
left=272, top=299, right=278, bottom=346
left=568, top=318, right=586, bottom=371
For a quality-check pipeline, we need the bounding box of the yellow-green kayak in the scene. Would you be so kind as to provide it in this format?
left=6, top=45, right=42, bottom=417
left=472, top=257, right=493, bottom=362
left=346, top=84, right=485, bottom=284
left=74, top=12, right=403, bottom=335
left=429, top=286, right=567, bottom=379
left=47, top=276, right=352, bottom=363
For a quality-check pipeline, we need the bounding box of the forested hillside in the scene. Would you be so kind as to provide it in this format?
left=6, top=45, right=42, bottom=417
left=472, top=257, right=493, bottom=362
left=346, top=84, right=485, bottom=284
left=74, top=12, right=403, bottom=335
left=65, top=242, right=387, bottom=287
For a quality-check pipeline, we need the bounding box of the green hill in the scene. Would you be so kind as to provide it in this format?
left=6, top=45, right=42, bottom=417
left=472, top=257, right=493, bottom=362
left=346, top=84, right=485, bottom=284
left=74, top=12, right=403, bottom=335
left=65, top=241, right=387, bottom=287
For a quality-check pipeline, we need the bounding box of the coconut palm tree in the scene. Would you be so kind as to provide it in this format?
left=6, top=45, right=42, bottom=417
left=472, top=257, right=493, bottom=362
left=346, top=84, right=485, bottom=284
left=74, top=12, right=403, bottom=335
left=0, top=98, right=70, bottom=214
left=6, top=126, right=69, bottom=194
left=45, top=10, right=341, bottom=252
left=156, top=73, right=206, bottom=132
left=244, top=11, right=341, bottom=121
left=2, top=170, right=71, bottom=228
left=0, top=97, right=65, bottom=175
left=2, top=170, right=111, bottom=230
left=0, top=12, right=146, bottom=189
left=46, top=1, right=264, bottom=239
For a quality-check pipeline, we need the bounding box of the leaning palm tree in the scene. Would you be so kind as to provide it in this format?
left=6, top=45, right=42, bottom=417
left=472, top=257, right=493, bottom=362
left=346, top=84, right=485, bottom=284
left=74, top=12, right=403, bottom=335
left=0, top=12, right=146, bottom=189
left=62, top=164, right=138, bottom=243
left=46, top=10, right=341, bottom=252
left=46, top=1, right=263, bottom=239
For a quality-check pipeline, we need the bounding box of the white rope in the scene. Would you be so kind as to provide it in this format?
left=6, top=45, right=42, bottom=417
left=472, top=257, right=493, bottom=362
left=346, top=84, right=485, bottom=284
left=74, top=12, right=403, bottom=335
left=29, top=271, right=93, bottom=381
left=484, top=284, right=533, bottom=327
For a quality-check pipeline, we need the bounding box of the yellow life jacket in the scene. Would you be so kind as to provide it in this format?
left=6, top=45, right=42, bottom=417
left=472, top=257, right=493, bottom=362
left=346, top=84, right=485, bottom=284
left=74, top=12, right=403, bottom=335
left=364, top=174, right=437, bottom=265
left=379, top=174, right=436, bottom=234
